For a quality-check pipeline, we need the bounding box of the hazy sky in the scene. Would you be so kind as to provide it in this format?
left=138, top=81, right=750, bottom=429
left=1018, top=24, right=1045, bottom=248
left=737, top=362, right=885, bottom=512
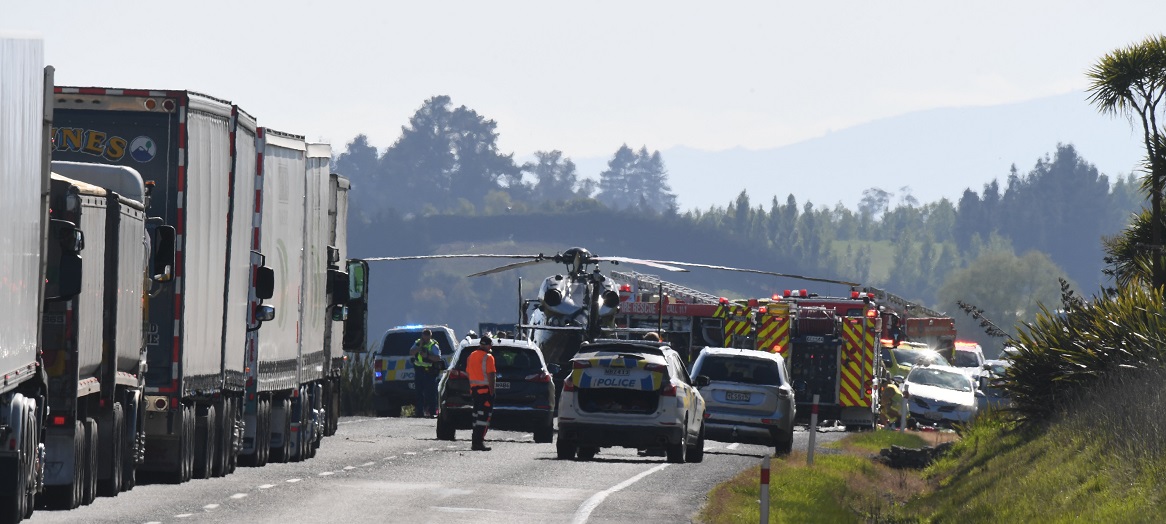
left=6, top=1, right=1166, bottom=169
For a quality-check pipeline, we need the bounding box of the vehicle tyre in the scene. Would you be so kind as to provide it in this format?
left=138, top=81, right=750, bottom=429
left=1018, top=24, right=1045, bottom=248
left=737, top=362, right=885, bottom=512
left=194, top=405, right=216, bottom=479
left=577, top=447, right=599, bottom=461
left=258, top=398, right=272, bottom=466
left=212, top=398, right=232, bottom=477
left=686, top=423, right=705, bottom=463
left=435, top=414, right=456, bottom=441
left=42, top=420, right=84, bottom=510
left=666, top=423, right=688, bottom=464
left=774, top=429, right=794, bottom=456
left=82, top=417, right=98, bottom=505
left=533, top=422, right=554, bottom=444
left=97, top=402, right=124, bottom=497
left=272, top=399, right=293, bottom=463
left=122, top=395, right=141, bottom=491
left=1, top=402, right=34, bottom=523
left=555, top=436, right=577, bottom=460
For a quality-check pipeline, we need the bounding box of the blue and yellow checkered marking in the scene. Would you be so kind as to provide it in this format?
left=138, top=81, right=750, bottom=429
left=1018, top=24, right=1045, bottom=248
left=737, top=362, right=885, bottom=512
left=569, top=357, right=665, bottom=390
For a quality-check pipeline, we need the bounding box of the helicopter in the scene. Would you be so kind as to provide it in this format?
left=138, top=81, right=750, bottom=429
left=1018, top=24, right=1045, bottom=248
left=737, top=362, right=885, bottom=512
left=366, top=246, right=860, bottom=369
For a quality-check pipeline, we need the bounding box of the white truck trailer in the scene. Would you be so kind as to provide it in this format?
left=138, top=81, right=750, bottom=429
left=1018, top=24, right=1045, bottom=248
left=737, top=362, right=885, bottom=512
left=50, top=87, right=269, bottom=482
left=0, top=34, right=56, bottom=524
left=40, top=164, right=170, bottom=508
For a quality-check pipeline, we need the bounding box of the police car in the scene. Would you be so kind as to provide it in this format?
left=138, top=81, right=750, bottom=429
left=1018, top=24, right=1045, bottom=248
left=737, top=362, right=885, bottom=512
left=371, top=325, right=457, bottom=417
left=555, top=340, right=707, bottom=463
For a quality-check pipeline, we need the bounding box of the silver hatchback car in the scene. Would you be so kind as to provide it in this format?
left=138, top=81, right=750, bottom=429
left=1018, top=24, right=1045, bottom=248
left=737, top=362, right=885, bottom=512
left=691, top=348, right=796, bottom=455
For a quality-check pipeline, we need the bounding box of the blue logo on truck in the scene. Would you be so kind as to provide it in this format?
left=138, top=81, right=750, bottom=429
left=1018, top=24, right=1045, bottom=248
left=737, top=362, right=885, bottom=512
left=129, top=136, right=157, bottom=163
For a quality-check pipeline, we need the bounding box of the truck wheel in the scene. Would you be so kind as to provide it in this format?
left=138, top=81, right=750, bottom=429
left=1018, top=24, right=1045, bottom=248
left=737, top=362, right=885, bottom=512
left=555, top=436, right=577, bottom=460
left=686, top=423, right=706, bottom=463
left=97, top=402, right=124, bottom=496
left=257, top=398, right=271, bottom=466
left=82, top=418, right=98, bottom=505
left=666, top=423, right=688, bottom=464
left=122, top=395, right=141, bottom=491
left=0, top=401, right=34, bottom=523
left=271, top=399, right=293, bottom=463
left=212, top=398, right=231, bottom=477
left=176, top=404, right=194, bottom=484
left=43, top=420, right=84, bottom=509
left=194, top=405, right=215, bottom=479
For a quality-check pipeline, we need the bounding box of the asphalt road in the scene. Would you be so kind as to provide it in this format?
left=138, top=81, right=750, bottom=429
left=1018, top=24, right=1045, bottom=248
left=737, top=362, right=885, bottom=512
left=27, top=417, right=846, bottom=524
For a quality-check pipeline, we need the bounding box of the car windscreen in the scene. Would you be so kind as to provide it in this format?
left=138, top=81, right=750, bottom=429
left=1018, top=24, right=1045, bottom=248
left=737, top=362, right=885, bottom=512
left=379, top=330, right=455, bottom=357
left=894, top=348, right=950, bottom=367
left=492, top=346, right=543, bottom=372
left=952, top=351, right=981, bottom=367
left=908, top=368, right=972, bottom=392
left=697, top=355, right=782, bottom=386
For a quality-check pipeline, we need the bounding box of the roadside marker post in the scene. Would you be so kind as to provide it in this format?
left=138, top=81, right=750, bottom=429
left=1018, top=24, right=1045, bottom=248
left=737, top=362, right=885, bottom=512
left=759, top=456, right=771, bottom=523
left=807, top=394, right=819, bottom=466
left=900, top=396, right=908, bottom=432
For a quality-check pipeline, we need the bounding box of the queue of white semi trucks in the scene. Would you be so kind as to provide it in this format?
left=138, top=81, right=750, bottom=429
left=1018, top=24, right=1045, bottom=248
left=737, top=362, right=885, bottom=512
left=0, top=36, right=370, bottom=523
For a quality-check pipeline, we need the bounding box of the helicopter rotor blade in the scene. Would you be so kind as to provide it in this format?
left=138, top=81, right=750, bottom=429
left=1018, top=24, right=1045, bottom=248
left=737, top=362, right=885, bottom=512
left=363, top=254, right=541, bottom=262
left=593, top=256, right=689, bottom=273
left=642, top=260, right=861, bottom=287
left=467, top=258, right=552, bottom=277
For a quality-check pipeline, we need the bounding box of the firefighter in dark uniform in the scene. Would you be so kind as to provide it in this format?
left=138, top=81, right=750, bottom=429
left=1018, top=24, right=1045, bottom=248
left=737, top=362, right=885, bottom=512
left=466, top=336, right=497, bottom=451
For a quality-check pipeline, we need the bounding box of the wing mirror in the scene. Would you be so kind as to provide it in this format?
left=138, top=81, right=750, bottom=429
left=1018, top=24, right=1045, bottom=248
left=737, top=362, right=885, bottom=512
left=148, top=223, right=175, bottom=282
left=255, top=266, right=275, bottom=300
left=892, top=375, right=904, bottom=385
left=46, top=219, right=83, bottom=301
left=331, top=304, right=348, bottom=322
left=254, top=304, right=276, bottom=323
left=694, top=375, right=711, bottom=387
left=547, top=363, right=561, bottom=375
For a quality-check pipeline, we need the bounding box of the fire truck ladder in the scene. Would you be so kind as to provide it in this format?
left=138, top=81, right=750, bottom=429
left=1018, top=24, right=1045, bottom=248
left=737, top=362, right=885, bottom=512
left=608, top=270, right=721, bottom=305
left=864, top=286, right=944, bottom=318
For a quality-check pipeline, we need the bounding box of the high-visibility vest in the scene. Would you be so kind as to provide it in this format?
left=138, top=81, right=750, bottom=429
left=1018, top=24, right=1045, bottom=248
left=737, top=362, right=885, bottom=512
left=414, top=339, right=438, bottom=369
left=467, top=349, right=496, bottom=388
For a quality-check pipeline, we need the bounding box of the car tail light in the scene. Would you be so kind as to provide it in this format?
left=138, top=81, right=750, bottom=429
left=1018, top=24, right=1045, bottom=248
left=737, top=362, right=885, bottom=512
left=525, top=372, right=552, bottom=383
left=374, top=359, right=384, bottom=371
left=660, top=382, right=677, bottom=397
left=448, top=370, right=469, bottom=380
left=562, top=379, right=576, bottom=392
left=644, top=363, right=667, bottom=373
left=572, top=360, right=592, bottom=369
left=703, top=411, right=711, bottom=419
left=761, top=418, right=782, bottom=425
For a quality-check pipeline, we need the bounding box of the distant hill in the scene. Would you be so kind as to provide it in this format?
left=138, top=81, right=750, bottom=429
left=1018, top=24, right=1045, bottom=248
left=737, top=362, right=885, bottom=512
left=574, top=91, right=1146, bottom=211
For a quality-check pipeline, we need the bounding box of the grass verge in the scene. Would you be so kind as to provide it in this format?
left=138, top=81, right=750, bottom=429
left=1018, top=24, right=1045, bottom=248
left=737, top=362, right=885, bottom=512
left=699, top=431, right=934, bottom=524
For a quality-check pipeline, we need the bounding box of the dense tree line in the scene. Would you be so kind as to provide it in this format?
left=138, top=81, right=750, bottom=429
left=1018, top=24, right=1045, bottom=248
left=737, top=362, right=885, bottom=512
left=336, top=95, right=1144, bottom=352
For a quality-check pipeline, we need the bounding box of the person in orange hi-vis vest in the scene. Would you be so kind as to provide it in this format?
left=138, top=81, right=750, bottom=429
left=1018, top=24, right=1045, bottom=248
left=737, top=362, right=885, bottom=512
left=467, top=336, right=498, bottom=451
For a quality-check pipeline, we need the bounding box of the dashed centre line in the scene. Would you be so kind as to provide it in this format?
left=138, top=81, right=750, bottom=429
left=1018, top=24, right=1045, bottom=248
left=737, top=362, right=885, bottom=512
left=204, top=504, right=220, bottom=510
left=287, top=478, right=302, bottom=483
left=175, top=514, right=193, bottom=519
left=343, top=466, right=355, bottom=470
left=258, top=484, right=275, bottom=489
left=319, top=471, right=335, bottom=476
left=230, top=493, right=249, bottom=500
left=360, top=461, right=375, bottom=467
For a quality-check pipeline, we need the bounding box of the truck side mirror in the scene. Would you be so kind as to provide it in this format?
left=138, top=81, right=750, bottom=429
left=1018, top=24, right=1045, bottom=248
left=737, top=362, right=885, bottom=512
left=255, top=266, right=274, bottom=300
left=327, top=268, right=349, bottom=306
left=694, top=375, right=711, bottom=387
left=342, top=259, right=369, bottom=353
left=46, top=219, right=83, bottom=301
left=148, top=223, right=175, bottom=282
left=255, top=304, right=276, bottom=323
left=330, top=304, right=348, bottom=321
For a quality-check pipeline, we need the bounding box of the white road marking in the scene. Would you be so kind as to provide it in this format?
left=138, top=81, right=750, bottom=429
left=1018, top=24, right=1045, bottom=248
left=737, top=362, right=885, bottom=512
left=230, top=493, right=248, bottom=499
left=427, top=447, right=439, bottom=451
left=319, top=472, right=335, bottom=476
left=258, top=484, right=275, bottom=489
left=385, top=455, right=397, bottom=460
left=286, top=478, right=302, bottom=483
left=344, top=466, right=355, bottom=470
left=433, top=506, right=505, bottom=513
left=726, top=443, right=741, bottom=450
left=360, top=462, right=375, bottom=467
left=146, top=521, right=162, bottom=524
left=175, top=514, right=193, bottom=519
left=204, top=504, right=220, bottom=510
left=337, top=418, right=379, bottom=425
left=572, top=464, right=670, bottom=524
left=404, top=452, right=417, bottom=456
left=446, top=445, right=459, bottom=449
